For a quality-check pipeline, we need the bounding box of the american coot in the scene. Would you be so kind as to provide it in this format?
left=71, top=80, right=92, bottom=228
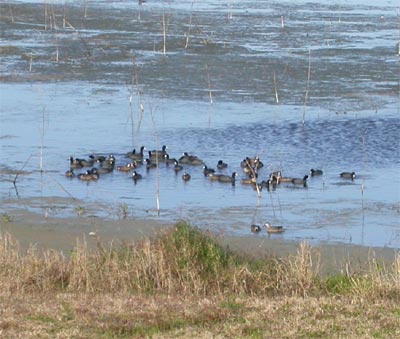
left=145, top=158, right=157, bottom=170
left=278, top=177, right=293, bottom=183
left=79, top=158, right=94, bottom=167
left=340, top=172, right=356, bottom=180
left=264, top=222, right=284, bottom=234
left=173, top=160, right=183, bottom=172
left=217, top=172, right=238, bottom=184
left=217, top=160, right=228, bottom=169
left=164, top=154, right=177, bottom=165
left=203, top=165, right=216, bottom=176
left=150, top=145, right=168, bottom=160
left=310, top=169, right=323, bottom=176
left=241, top=173, right=257, bottom=185
left=241, top=156, right=263, bottom=169
left=182, top=172, right=191, bottom=181
left=261, top=176, right=278, bottom=190
left=101, top=155, right=116, bottom=170
left=291, top=175, right=308, bottom=186
left=132, top=171, right=142, bottom=182
left=179, top=152, right=204, bottom=165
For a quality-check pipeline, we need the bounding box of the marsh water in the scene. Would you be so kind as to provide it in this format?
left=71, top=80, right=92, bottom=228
left=1, top=0, right=399, bottom=248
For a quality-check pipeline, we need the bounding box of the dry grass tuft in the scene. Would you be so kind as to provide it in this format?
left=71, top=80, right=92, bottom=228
left=0, top=222, right=399, bottom=338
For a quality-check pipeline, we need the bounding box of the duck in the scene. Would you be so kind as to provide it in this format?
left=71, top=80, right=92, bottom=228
left=217, top=172, right=238, bottom=184
left=182, top=172, right=191, bottom=181
left=179, top=152, right=204, bottom=165
left=78, top=170, right=92, bottom=181
left=264, top=222, right=284, bottom=234
left=79, top=157, right=94, bottom=167
left=203, top=165, right=216, bottom=176
left=101, top=155, right=116, bottom=170
left=69, top=156, right=83, bottom=169
left=127, top=146, right=145, bottom=160
left=89, top=154, right=106, bottom=163
left=132, top=171, right=142, bottom=182
left=251, top=224, right=262, bottom=233
left=178, top=152, right=192, bottom=164
left=241, top=173, right=257, bottom=185
left=65, top=169, right=75, bottom=178
left=310, top=169, right=323, bottom=176
left=78, top=168, right=99, bottom=181
left=208, top=173, right=222, bottom=181
left=270, top=171, right=282, bottom=180
left=278, top=176, right=293, bottom=183
left=241, top=156, right=263, bottom=169
left=145, top=158, right=157, bottom=170
left=164, top=154, right=177, bottom=165
left=291, top=175, right=308, bottom=187
left=96, top=166, right=113, bottom=174
left=261, top=176, right=278, bottom=190
left=173, top=160, right=183, bottom=172
left=90, top=168, right=100, bottom=180
left=340, top=172, right=356, bottom=180
left=150, top=145, right=168, bottom=160
left=217, top=160, right=228, bottom=170
left=117, top=162, right=136, bottom=172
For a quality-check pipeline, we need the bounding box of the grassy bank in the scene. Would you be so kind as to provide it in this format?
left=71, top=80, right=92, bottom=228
left=0, top=221, right=399, bottom=338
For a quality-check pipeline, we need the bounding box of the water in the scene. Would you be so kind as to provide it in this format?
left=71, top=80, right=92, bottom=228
left=0, top=0, right=399, bottom=248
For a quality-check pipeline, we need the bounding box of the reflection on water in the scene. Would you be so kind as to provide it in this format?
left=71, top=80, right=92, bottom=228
left=0, top=0, right=399, bottom=248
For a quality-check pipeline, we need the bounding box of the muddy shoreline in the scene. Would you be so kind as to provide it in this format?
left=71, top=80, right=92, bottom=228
left=2, top=209, right=398, bottom=274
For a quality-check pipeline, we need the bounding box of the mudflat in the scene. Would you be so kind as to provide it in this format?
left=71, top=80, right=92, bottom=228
left=2, top=209, right=397, bottom=274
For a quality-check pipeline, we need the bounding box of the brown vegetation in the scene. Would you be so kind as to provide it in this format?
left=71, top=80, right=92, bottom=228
left=0, top=222, right=399, bottom=338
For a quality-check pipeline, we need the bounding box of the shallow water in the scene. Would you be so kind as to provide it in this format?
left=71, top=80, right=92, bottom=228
left=1, top=0, right=399, bottom=248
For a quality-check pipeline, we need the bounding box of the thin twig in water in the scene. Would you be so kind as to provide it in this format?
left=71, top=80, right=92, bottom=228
left=162, top=13, right=167, bottom=58
left=303, top=49, right=311, bottom=125
left=273, top=71, right=279, bottom=104
left=184, top=2, right=195, bottom=49
left=9, top=4, right=15, bottom=23
left=13, top=154, right=33, bottom=199
left=149, top=107, right=161, bottom=215
left=63, top=19, right=92, bottom=60
left=39, top=107, right=46, bottom=173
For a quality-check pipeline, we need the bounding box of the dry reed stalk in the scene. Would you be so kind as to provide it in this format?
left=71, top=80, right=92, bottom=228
left=273, top=71, right=279, bottom=104
left=39, top=107, right=46, bottom=173
left=162, top=13, right=167, bottom=57
left=129, top=55, right=137, bottom=144
left=302, top=49, right=311, bottom=125
left=184, top=2, right=195, bottom=49
left=8, top=4, right=15, bottom=23
left=282, top=242, right=320, bottom=297
left=83, top=0, right=88, bottom=19
left=29, top=52, right=33, bottom=72
left=50, top=6, right=57, bottom=30
left=63, top=19, right=92, bottom=60
left=244, top=158, right=262, bottom=198
left=280, top=15, right=284, bottom=29
left=149, top=107, right=161, bottom=215
left=44, top=1, right=48, bottom=30
left=12, top=154, right=33, bottom=199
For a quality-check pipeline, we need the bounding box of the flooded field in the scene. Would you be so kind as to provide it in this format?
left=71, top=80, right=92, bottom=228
left=0, top=0, right=399, bottom=248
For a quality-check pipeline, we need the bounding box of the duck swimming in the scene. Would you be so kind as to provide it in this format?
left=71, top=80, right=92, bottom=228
left=340, top=172, right=356, bottom=180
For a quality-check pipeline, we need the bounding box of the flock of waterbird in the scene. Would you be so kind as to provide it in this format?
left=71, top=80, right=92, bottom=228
left=66, top=145, right=357, bottom=234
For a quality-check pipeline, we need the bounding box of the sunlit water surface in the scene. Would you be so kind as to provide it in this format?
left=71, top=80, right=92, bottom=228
left=1, top=0, right=399, bottom=248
